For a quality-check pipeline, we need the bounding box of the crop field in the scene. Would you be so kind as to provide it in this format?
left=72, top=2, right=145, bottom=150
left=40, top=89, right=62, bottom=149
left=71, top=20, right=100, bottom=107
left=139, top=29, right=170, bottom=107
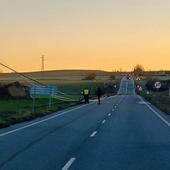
left=0, top=70, right=121, bottom=128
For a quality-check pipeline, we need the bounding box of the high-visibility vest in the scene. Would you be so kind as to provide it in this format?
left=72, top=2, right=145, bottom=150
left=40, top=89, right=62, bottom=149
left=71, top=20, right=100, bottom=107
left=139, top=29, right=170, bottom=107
left=84, top=89, right=89, bottom=95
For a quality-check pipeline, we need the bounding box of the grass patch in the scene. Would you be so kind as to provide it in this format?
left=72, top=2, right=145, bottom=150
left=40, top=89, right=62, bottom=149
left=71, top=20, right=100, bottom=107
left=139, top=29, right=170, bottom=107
left=0, top=98, right=81, bottom=128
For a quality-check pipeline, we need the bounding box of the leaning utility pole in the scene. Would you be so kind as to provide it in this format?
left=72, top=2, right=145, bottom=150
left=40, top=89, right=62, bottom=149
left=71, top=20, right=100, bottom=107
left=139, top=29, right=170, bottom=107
left=0, top=62, right=45, bottom=86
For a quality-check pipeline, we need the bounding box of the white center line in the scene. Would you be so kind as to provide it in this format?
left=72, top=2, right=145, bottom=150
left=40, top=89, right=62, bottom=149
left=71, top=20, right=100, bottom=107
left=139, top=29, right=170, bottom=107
left=102, top=120, right=106, bottom=124
left=90, top=131, right=97, bottom=137
left=108, top=113, right=112, bottom=117
left=62, top=158, right=76, bottom=170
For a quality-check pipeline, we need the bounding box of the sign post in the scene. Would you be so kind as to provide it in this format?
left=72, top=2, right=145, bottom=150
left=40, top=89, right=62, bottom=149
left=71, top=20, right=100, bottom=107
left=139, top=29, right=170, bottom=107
left=49, top=95, right=52, bottom=110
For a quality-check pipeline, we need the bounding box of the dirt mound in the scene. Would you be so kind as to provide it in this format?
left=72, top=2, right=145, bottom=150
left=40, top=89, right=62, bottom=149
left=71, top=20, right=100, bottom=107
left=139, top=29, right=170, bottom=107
left=0, top=82, right=30, bottom=99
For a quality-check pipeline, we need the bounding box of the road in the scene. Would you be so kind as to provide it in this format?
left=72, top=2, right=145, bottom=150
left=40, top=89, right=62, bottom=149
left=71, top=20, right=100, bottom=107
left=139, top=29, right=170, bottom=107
left=1, top=78, right=170, bottom=170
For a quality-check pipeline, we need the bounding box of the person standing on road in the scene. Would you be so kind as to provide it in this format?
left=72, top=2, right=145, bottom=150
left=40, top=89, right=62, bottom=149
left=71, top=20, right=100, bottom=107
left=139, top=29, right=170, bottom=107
left=97, top=87, right=102, bottom=104
left=83, top=88, right=90, bottom=104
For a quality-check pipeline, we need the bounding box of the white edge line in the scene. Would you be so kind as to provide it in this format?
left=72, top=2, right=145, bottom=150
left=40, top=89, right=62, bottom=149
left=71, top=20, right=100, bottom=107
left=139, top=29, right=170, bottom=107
left=102, top=120, right=106, bottom=124
left=138, top=95, right=170, bottom=127
left=108, top=113, right=112, bottom=117
left=62, top=158, right=76, bottom=170
left=90, top=131, right=97, bottom=137
left=0, top=94, right=119, bottom=138
left=0, top=103, right=93, bottom=138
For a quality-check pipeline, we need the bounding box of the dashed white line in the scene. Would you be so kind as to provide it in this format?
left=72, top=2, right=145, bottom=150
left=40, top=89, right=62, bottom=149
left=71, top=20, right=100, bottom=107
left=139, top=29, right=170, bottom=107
left=90, top=131, right=97, bottom=137
left=62, top=158, right=76, bottom=170
left=102, top=120, right=106, bottom=124
left=108, top=113, right=112, bottom=117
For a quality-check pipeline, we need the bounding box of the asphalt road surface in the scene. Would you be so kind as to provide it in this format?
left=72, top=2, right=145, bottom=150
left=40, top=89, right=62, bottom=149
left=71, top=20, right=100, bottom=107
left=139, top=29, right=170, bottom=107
left=1, top=78, right=170, bottom=170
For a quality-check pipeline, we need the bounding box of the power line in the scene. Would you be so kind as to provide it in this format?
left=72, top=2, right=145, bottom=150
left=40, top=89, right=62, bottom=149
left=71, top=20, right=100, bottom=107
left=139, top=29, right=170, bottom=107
left=0, top=62, right=45, bottom=86
left=0, top=62, right=76, bottom=101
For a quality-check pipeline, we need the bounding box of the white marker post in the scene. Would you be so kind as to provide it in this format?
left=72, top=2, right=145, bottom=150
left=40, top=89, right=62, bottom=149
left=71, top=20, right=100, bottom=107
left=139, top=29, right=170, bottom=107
left=32, top=96, right=35, bottom=113
left=49, top=95, right=52, bottom=110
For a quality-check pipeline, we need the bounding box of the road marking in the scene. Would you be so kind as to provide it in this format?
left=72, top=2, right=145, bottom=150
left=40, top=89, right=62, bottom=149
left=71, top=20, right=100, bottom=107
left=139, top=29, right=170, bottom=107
left=108, top=113, right=112, bottom=117
left=90, top=131, right=97, bottom=137
left=62, top=158, right=76, bottom=170
left=0, top=103, right=94, bottom=138
left=138, top=96, right=170, bottom=127
left=0, top=95, right=119, bottom=138
left=138, top=101, right=150, bottom=105
left=112, top=109, right=115, bottom=112
left=114, top=106, right=117, bottom=108
left=102, top=120, right=106, bottom=124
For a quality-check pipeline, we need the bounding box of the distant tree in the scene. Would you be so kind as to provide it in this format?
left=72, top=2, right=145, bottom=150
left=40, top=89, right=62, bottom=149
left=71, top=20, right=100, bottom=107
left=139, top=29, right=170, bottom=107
left=134, top=64, right=144, bottom=77
left=83, top=73, right=96, bottom=80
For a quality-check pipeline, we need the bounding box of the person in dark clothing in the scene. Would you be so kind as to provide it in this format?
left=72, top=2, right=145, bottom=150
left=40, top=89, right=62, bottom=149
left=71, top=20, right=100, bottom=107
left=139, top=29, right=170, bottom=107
left=97, top=87, right=102, bottom=104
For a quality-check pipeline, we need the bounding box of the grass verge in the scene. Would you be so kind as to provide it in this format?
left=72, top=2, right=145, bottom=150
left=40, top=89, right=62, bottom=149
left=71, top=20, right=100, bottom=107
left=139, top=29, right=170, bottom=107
left=136, top=80, right=170, bottom=115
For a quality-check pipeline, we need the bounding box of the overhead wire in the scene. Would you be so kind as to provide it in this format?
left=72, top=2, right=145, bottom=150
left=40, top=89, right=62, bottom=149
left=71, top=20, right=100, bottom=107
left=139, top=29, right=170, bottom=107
left=0, top=62, right=78, bottom=101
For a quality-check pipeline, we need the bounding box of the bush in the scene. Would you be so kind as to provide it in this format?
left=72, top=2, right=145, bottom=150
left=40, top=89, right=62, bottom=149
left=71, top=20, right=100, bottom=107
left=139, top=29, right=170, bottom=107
left=110, top=75, right=116, bottom=80
left=146, top=79, right=170, bottom=92
left=83, top=73, right=96, bottom=80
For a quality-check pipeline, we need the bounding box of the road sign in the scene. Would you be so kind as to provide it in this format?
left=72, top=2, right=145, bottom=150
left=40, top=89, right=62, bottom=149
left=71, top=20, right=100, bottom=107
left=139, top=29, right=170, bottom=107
left=155, top=82, right=161, bottom=89
left=31, top=85, right=58, bottom=96
left=30, top=85, right=58, bottom=112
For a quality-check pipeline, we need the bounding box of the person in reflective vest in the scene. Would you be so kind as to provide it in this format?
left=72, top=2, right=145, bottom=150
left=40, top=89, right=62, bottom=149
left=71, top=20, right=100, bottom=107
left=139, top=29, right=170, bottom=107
left=83, top=88, right=90, bottom=104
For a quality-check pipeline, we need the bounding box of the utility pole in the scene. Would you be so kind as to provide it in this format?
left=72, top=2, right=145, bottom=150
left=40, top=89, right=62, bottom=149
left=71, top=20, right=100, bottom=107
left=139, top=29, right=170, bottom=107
left=41, top=55, right=45, bottom=80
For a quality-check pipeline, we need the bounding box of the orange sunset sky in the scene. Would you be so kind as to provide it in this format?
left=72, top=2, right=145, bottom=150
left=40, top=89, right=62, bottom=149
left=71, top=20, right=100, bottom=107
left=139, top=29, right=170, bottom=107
left=0, top=0, right=170, bottom=72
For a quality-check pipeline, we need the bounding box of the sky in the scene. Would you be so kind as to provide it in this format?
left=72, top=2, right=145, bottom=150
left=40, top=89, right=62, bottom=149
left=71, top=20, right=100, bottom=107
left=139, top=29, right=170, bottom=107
left=0, top=0, right=170, bottom=72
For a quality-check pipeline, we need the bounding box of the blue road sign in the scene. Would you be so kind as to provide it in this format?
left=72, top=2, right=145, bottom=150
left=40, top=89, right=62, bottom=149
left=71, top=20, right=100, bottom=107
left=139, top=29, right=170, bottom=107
left=31, top=85, right=58, bottom=96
